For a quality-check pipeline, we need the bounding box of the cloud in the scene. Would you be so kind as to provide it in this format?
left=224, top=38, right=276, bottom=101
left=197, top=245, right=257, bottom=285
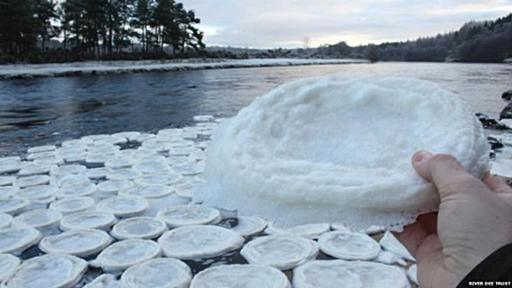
left=180, top=0, right=512, bottom=48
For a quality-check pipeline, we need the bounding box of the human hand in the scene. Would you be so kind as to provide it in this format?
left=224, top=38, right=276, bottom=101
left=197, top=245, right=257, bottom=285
left=397, top=151, right=512, bottom=288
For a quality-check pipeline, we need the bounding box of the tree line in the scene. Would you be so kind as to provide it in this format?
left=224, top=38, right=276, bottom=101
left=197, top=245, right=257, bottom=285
left=314, top=13, right=512, bottom=63
left=0, top=0, right=205, bottom=63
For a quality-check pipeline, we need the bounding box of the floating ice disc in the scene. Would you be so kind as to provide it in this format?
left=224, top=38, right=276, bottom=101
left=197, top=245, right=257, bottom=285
left=318, top=231, right=381, bottom=260
left=49, top=197, right=95, bottom=215
left=0, top=213, right=13, bottom=228
left=190, top=264, right=291, bottom=288
left=157, top=205, right=221, bottom=227
left=231, top=216, right=267, bottom=237
left=0, top=225, right=41, bottom=254
left=60, top=211, right=117, bottom=231
left=14, top=209, right=62, bottom=230
left=0, top=196, right=29, bottom=215
left=2, top=254, right=87, bottom=288
left=96, top=195, right=148, bottom=218
left=91, top=239, right=161, bottom=271
left=120, top=258, right=192, bottom=288
left=265, top=223, right=330, bottom=239
left=111, top=217, right=167, bottom=240
left=198, top=76, right=490, bottom=230
left=39, top=229, right=112, bottom=257
left=0, top=254, right=20, bottom=282
left=158, top=225, right=244, bottom=260
left=240, top=236, right=319, bottom=270
left=294, top=260, right=408, bottom=288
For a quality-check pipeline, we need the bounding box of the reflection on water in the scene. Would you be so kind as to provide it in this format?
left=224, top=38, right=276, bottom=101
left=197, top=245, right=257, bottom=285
left=0, top=62, right=511, bottom=155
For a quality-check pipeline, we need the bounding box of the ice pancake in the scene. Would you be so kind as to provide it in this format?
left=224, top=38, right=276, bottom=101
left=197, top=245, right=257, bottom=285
left=196, top=75, right=490, bottom=230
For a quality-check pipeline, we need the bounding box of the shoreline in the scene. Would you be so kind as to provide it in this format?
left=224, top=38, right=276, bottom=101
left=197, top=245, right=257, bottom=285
left=0, top=58, right=368, bottom=80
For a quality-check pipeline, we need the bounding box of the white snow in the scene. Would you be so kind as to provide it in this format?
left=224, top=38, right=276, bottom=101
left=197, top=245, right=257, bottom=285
left=197, top=75, right=490, bottom=230
left=0, top=58, right=367, bottom=79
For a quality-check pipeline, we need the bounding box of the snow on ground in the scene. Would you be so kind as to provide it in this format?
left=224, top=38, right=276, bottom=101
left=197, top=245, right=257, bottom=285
left=0, top=58, right=368, bottom=79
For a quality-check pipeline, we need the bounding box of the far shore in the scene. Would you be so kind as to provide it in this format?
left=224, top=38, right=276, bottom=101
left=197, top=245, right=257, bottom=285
left=0, top=58, right=369, bottom=80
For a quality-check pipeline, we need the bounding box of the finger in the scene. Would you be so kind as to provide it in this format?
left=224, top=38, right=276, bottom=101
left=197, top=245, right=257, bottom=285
left=411, top=151, right=487, bottom=199
left=483, top=172, right=512, bottom=194
left=395, top=213, right=437, bottom=257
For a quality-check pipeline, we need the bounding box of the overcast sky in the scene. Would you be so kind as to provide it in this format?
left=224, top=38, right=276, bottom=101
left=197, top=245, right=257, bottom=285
left=180, top=0, right=512, bottom=48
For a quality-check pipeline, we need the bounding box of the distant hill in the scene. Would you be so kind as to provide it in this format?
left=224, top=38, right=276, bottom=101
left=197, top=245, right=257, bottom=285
left=208, top=13, right=512, bottom=63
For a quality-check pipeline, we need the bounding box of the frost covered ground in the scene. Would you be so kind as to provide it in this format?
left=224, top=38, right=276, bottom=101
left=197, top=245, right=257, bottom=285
left=0, top=115, right=510, bottom=288
left=0, top=58, right=367, bottom=80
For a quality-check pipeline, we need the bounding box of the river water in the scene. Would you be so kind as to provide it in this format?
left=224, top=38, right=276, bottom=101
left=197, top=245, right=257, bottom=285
left=0, top=62, right=511, bottom=156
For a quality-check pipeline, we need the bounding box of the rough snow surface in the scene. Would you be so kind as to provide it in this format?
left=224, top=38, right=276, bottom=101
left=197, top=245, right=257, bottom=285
left=197, top=75, right=490, bottom=230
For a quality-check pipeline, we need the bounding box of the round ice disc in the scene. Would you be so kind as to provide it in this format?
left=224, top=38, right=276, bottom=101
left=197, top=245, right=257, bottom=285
left=265, top=223, right=330, bottom=239
left=134, top=173, right=183, bottom=186
left=318, top=231, right=381, bottom=260
left=157, top=205, right=221, bottom=227
left=0, top=224, right=41, bottom=254
left=18, top=185, right=57, bottom=201
left=39, top=229, right=112, bottom=257
left=91, top=239, right=161, bottom=272
left=60, top=211, right=117, bottom=231
left=380, top=231, right=415, bottom=261
left=97, top=179, right=134, bottom=194
left=55, top=174, right=91, bottom=188
left=106, top=168, right=141, bottom=181
left=190, top=264, right=290, bottom=288
left=0, top=196, right=29, bottom=215
left=16, top=175, right=50, bottom=188
left=133, top=160, right=171, bottom=174
left=0, top=213, right=12, bottom=228
left=293, top=260, right=408, bottom=288
left=2, top=254, right=87, bottom=288
left=0, top=187, right=19, bottom=198
left=17, top=163, right=54, bottom=177
left=0, top=254, right=20, bottom=282
left=121, top=185, right=173, bottom=199
left=57, top=182, right=96, bottom=198
left=231, top=216, right=267, bottom=237
left=14, top=209, right=62, bottom=230
left=96, top=195, right=148, bottom=218
left=49, top=196, right=95, bottom=214
left=240, top=236, right=319, bottom=270
left=105, top=157, right=135, bottom=169
left=0, top=176, right=16, bottom=186
left=111, top=217, right=167, bottom=240
left=121, top=258, right=192, bottom=288
left=158, top=225, right=244, bottom=260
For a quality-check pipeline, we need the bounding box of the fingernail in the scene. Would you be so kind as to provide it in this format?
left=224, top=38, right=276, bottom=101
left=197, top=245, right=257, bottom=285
left=413, top=151, right=433, bottom=163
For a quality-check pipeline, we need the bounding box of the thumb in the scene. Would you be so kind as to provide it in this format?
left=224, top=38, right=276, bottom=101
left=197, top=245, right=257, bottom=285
left=411, top=151, right=485, bottom=200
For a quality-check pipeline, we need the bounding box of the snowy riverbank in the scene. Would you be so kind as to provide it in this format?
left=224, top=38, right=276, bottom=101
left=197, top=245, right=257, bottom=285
left=0, top=58, right=368, bottom=79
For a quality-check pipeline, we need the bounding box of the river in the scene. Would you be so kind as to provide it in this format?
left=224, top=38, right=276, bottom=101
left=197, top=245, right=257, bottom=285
left=0, top=62, right=511, bottom=155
